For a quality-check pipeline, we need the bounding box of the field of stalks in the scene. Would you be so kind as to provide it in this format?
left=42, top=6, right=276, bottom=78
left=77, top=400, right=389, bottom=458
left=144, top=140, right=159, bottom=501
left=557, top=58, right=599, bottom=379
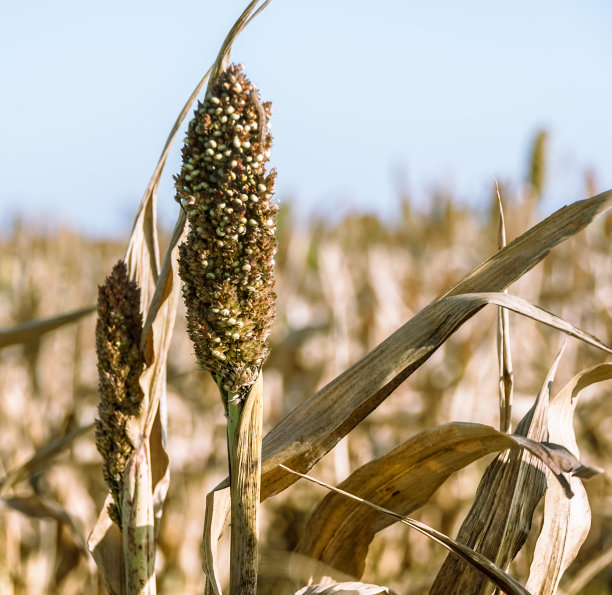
left=2, top=166, right=612, bottom=594
left=3, top=4, right=612, bottom=594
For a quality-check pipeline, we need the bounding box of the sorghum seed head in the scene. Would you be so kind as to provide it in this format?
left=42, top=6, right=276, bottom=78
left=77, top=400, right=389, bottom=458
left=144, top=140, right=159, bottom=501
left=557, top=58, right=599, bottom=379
left=177, top=63, right=277, bottom=400
left=94, top=260, right=145, bottom=526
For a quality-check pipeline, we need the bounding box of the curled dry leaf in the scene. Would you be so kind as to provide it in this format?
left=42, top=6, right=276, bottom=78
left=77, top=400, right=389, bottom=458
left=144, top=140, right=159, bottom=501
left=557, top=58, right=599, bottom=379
left=282, top=465, right=530, bottom=595
left=297, top=422, right=516, bottom=578
left=295, top=421, right=599, bottom=580
left=430, top=346, right=563, bottom=594
left=525, top=363, right=612, bottom=595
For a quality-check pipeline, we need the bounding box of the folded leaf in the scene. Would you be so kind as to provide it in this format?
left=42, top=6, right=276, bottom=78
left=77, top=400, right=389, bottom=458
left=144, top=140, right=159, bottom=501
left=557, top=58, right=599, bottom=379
left=283, top=465, right=530, bottom=595
left=430, top=347, right=560, bottom=594
left=526, top=363, right=612, bottom=594
left=296, top=420, right=598, bottom=579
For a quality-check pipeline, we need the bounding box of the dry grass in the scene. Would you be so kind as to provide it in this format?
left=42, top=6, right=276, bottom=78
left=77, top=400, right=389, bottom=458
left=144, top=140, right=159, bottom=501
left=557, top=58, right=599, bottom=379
left=1, top=182, right=612, bottom=593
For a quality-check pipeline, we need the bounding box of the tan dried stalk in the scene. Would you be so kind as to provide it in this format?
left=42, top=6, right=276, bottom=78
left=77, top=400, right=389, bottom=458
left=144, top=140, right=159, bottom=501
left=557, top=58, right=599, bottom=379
left=495, top=181, right=514, bottom=432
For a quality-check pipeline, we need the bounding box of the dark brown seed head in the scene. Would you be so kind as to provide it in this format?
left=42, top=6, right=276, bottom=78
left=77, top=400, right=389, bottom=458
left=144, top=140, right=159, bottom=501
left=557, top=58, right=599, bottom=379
left=95, top=260, right=145, bottom=525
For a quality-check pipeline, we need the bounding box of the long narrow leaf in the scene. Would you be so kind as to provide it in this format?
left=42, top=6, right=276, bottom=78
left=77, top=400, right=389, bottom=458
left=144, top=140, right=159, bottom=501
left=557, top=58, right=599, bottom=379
left=296, top=421, right=598, bottom=578
left=495, top=183, right=514, bottom=432
left=0, top=306, right=95, bottom=349
left=282, top=465, right=531, bottom=595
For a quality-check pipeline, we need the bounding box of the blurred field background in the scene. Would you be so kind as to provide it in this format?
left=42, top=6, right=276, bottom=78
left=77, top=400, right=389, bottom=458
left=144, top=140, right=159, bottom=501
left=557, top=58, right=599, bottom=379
left=1, top=139, right=611, bottom=593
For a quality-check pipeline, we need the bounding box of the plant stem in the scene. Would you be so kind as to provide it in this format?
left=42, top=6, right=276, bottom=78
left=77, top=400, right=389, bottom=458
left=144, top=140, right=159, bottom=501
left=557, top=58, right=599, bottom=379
left=228, top=373, right=264, bottom=595
left=122, top=441, right=156, bottom=595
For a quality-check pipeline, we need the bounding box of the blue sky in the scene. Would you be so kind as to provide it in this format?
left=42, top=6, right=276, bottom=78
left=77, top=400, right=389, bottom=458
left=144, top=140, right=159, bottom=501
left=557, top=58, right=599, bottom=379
left=1, top=1, right=611, bottom=236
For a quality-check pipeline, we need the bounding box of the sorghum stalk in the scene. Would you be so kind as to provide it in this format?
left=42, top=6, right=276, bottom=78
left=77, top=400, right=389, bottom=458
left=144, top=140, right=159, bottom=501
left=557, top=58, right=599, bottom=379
left=176, top=63, right=277, bottom=594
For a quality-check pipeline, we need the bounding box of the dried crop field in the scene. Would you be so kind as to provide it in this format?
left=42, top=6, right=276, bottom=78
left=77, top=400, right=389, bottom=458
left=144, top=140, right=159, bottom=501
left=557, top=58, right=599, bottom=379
left=2, top=3, right=612, bottom=594
left=1, top=176, right=612, bottom=593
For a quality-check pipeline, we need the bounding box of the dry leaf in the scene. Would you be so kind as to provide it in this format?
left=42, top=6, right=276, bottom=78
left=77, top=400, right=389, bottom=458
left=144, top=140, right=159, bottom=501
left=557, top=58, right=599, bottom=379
left=429, top=348, right=563, bottom=594
left=525, top=363, right=612, bottom=594
left=259, top=290, right=611, bottom=501
left=203, top=486, right=231, bottom=595
left=259, top=192, right=612, bottom=500
left=297, top=422, right=520, bottom=577
left=0, top=306, right=95, bottom=349
left=282, top=465, right=530, bottom=595
left=495, top=184, right=514, bottom=432
left=296, top=419, right=597, bottom=579
left=295, top=580, right=396, bottom=594
left=0, top=424, right=92, bottom=493
left=88, top=496, right=124, bottom=595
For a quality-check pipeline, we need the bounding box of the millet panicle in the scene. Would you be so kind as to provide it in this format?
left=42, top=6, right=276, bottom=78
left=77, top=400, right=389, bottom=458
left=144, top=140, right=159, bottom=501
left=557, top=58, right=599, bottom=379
left=95, top=260, right=145, bottom=525
left=176, top=63, right=277, bottom=404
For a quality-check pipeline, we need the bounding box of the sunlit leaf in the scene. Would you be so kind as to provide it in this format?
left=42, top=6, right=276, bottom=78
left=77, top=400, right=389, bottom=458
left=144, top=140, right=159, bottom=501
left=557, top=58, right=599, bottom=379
left=296, top=419, right=598, bottom=579
left=283, top=465, right=531, bottom=595
left=430, top=347, right=563, bottom=594
left=526, top=363, right=612, bottom=594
